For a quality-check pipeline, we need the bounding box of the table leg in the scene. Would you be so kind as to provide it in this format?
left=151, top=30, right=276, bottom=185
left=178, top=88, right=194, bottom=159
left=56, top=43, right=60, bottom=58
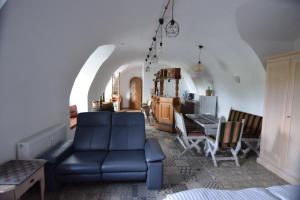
left=39, top=176, right=45, bottom=200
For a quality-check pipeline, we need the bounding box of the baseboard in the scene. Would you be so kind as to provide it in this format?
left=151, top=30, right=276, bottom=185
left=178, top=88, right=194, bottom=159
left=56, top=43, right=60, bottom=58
left=257, top=157, right=300, bottom=184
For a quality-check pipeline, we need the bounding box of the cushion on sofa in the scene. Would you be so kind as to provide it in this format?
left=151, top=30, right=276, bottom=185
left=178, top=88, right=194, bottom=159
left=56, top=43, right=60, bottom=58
left=73, top=112, right=111, bottom=151
left=56, top=151, right=107, bottom=174
left=110, top=112, right=145, bottom=150
left=102, top=150, right=147, bottom=173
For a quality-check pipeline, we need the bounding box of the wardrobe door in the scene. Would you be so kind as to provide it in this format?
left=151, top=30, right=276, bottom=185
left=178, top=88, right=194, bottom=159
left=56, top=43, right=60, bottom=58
left=284, top=58, right=300, bottom=180
left=261, top=59, right=290, bottom=167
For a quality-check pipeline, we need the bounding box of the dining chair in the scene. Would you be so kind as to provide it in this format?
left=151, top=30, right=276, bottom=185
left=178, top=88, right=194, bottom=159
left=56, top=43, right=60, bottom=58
left=174, top=110, right=206, bottom=155
left=141, top=100, right=152, bottom=124
left=205, top=119, right=245, bottom=167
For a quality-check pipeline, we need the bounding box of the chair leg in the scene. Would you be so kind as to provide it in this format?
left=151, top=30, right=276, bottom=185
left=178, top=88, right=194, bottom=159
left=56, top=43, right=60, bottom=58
left=204, top=140, right=210, bottom=157
left=241, top=147, right=250, bottom=158
left=231, top=148, right=240, bottom=167
left=180, top=148, right=189, bottom=156
left=207, top=142, right=218, bottom=167
left=190, top=140, right=201, bottom=153
left=211, top=152, right=218, bottom=167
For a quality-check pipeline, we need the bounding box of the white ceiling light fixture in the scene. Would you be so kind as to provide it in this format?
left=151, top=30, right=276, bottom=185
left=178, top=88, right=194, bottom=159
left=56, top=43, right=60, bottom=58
left=193, top=45, right=205, bottom=72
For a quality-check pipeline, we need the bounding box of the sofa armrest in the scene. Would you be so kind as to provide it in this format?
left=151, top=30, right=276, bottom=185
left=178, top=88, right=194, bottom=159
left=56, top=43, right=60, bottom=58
left=37, top=140, right=73, bottom=164
left=145, top=138, right=166, bottom=162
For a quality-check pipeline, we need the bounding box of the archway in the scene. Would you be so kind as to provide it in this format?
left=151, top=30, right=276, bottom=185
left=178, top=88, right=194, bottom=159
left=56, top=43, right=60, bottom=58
left=69, top=44, right=115, bottom=113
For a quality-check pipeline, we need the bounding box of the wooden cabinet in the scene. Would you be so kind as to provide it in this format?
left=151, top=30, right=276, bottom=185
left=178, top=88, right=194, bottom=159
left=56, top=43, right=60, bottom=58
left=151, top=95, right=180, bottom=132
left=159, top=97, right=174, bottom=125
left=258, top=51, right=300, bottom=184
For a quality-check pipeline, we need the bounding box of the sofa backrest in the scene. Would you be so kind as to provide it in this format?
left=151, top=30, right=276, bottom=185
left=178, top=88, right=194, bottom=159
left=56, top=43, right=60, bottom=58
left=73, top=112, right=111, bottom=151
left=109, top=112, right=145, bottom=150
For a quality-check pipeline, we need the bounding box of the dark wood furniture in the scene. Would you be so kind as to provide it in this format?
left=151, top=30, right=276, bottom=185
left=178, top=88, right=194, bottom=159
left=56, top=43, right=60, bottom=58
left=181, top=100, right=199, bottom=114
left=151, top=68, right=181, bottom=132
left=0, top=160, right=46, bottom=200
left=228, top=108, right=263, bottom=156
left=228, top=108, right=262, bottom=139
left=153, top=68, right=181, bottom=97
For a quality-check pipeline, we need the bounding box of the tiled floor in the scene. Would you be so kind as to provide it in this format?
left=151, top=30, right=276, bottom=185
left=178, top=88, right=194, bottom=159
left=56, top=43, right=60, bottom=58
left=23, top=123, right=286, bottom=200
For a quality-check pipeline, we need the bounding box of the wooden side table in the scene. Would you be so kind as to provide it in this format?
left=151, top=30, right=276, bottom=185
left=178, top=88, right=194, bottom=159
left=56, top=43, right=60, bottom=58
left=0, top=160, right=46, bottom=200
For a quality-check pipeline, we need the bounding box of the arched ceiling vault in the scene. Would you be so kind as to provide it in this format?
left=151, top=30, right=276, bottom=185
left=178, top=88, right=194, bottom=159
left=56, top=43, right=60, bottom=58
left=1, top=0, right=300, bottom=116
left=85, top=0, right=300, bottom=116
left=236, top=0, right=300, bottom=63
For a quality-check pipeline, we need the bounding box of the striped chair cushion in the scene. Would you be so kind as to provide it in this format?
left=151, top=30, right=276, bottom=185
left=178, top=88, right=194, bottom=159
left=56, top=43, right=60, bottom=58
left=219, top=121, right=243, bottom=148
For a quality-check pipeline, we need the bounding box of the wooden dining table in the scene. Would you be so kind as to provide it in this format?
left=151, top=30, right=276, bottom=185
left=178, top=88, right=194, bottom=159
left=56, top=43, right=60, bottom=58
left=185, top=114, right=219, bottom=135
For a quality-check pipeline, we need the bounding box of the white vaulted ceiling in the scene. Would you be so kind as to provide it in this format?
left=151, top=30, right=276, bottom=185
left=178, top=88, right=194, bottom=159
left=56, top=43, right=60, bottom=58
left=0, top=0, right=300, bottom=162
left=0, top=0, right=6, bottom=9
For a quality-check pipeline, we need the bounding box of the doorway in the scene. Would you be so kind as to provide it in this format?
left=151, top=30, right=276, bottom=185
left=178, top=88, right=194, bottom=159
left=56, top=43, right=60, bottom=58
left=129, top=77, right=142, bottom=109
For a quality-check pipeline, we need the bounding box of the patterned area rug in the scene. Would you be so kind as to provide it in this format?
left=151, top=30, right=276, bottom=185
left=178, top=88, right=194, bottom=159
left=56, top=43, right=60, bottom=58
left=23, top=124, right=286, bottom=200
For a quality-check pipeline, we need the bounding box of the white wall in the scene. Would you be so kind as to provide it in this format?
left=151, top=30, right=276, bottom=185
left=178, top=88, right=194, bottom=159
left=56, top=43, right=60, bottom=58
left=295, top=37, right=300, bottom=51
left=0, top=0, right=108, bottom=163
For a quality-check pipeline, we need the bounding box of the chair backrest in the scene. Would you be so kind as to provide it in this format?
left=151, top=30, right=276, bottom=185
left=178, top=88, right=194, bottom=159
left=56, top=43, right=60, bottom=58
left=73, top=112, right=112, bottom=151
left=216, top=119, right=245, bottom=148
left=109, top=112, right=145, bottom=150
left=174, top=110, right=187, bottom=137
left=228, top=108, right=262, bottom=138
left=174, top=110, right=193, bottom=148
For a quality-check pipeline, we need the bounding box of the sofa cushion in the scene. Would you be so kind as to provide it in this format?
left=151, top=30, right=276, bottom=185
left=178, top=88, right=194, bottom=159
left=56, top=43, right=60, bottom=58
left=73, top=112, right=111, bottom=151
left=110, top=112, right=145, bottom=150
left=102, top=151, right=147, bottom=173
left=56, top=151, right=107, bottom=174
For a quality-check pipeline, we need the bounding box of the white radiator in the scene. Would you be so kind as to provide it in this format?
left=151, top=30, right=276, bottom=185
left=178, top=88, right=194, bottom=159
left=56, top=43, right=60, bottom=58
left=17, top=124, right=66, bottom=159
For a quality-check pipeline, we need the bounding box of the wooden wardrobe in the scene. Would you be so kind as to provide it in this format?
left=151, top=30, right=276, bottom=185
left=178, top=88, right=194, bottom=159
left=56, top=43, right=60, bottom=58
left=258, top=51, right=300, bottom=184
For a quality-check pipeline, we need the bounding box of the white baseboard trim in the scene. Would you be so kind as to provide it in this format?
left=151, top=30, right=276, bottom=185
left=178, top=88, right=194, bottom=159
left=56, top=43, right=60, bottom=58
left=257, top=157, right=300, bottom=184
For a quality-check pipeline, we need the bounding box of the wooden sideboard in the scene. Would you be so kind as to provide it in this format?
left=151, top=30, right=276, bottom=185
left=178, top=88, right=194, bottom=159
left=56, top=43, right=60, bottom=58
left=152, top=95, right=180, bottom=132
left=151, top=68, right=181, bottom=132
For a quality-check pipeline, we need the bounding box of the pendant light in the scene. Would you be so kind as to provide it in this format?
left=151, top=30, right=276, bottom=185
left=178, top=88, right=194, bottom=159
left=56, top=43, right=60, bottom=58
left=151, top=37, right=159, bottom=63
left=193, top=45, right=205, bottom=72
left=158, top=18, right=164, bottom=54
left=145, top=65, right=150, bottom=72
left=165, top=0, right=179, bottom=38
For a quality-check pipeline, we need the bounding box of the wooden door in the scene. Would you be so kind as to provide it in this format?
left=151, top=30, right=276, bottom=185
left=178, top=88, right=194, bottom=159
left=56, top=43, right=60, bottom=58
left=284, top=57, right=300, bottom=177
left=260, top=59, right=291, bottom=167
left=129, top=77, right=142, bottom=109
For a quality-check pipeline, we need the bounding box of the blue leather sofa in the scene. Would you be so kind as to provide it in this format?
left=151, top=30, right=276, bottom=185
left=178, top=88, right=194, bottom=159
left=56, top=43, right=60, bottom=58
left=39, top=112, right=165, bottom=191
